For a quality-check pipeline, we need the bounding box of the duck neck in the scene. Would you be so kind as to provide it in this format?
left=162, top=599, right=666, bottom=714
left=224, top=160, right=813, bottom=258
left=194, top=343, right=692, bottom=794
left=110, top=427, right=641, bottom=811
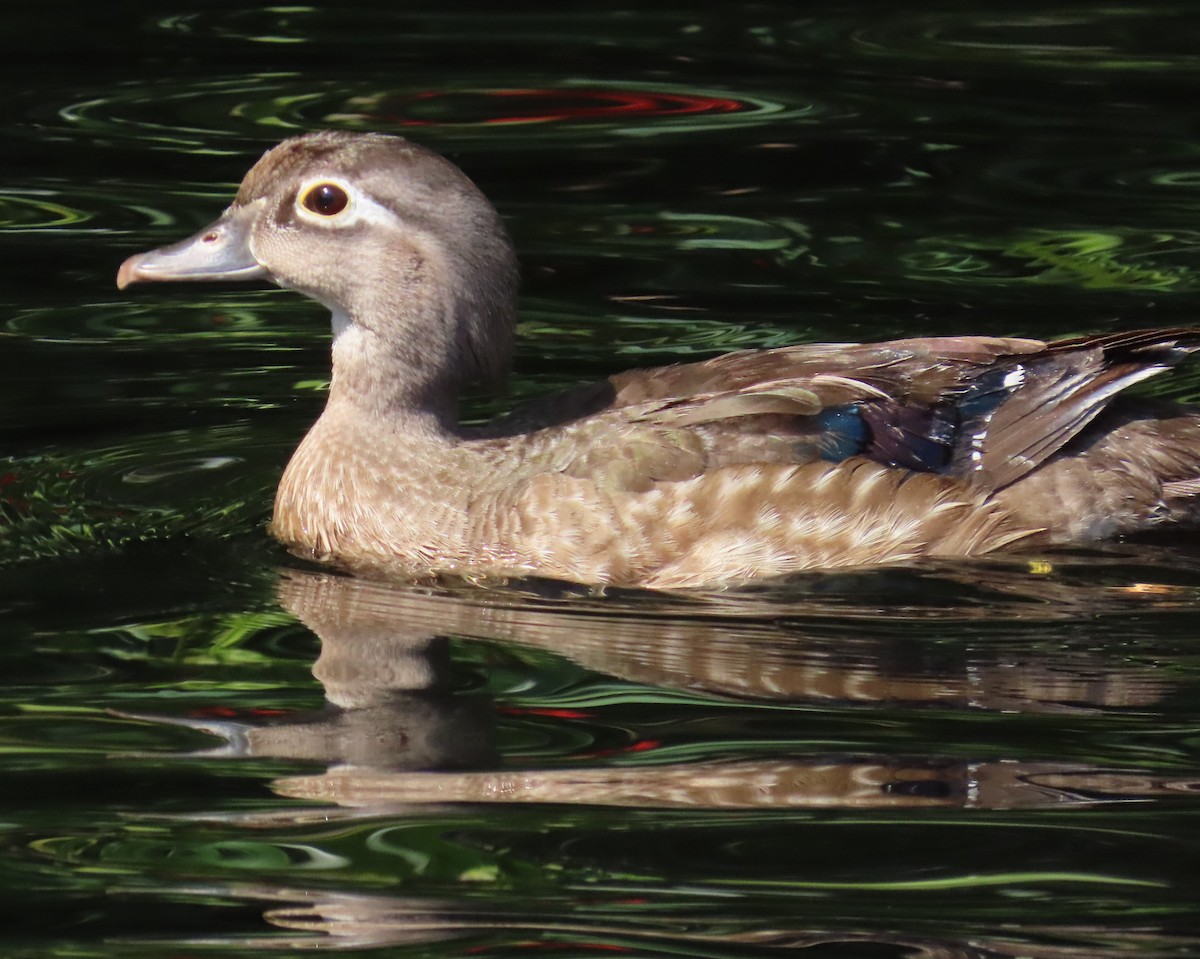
left=325, top=309, right=461, bottom=439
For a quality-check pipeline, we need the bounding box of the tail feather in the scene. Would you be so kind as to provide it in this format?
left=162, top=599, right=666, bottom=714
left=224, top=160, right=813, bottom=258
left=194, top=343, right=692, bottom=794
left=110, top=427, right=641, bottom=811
left=1164, top=475, right=1200, bottom=499
left=952, top=329, right=1200, bottom=492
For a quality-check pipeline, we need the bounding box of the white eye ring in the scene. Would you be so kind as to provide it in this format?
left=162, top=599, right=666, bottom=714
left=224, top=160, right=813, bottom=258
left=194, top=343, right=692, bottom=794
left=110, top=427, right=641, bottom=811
left=295, top=177, right=355, bottom=223
left=293, top=177, right=401, bottom=230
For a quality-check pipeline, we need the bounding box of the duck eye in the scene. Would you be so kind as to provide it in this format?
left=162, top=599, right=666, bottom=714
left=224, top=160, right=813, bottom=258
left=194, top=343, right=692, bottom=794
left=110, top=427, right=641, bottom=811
left=301, top=182, right=350, bottom=217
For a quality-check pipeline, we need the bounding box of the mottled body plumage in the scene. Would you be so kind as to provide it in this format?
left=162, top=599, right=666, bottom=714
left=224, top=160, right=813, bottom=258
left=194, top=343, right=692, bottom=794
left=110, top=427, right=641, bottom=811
left=118, top=132, right=1200, bottom=588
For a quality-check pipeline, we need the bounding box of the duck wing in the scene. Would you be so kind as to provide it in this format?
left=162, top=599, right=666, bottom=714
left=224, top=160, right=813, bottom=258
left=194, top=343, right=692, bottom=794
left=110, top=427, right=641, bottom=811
left=947, top=328, right=1200, bottom=489
left=603, top=328, right=1200, bottom=493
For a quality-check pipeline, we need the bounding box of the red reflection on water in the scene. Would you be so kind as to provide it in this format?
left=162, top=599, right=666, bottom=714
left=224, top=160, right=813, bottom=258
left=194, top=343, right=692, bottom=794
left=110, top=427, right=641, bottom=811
left=482, top=88, right=745, bottom=125
left=0, top=472, right=28, bottom=515
left=469, top=943, right=632, bottom=954
left=368, top=88, right=748, bottom=127
left=576, top=738, right=663, bottom=760
left=190, top=706, right=239, bottom=718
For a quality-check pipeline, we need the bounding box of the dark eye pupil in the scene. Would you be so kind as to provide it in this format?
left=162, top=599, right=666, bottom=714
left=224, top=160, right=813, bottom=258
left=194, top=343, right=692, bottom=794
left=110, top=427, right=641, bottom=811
left=303, top=183, right=349, bottom=216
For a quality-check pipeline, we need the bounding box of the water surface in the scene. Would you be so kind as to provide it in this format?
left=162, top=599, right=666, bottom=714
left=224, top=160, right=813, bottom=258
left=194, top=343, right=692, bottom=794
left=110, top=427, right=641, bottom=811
left=4, top=2, right=1200, bottom=956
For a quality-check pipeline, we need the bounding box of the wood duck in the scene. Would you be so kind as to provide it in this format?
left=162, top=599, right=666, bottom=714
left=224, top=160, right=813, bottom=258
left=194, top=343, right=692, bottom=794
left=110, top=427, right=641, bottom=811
left=117, top=131, right=1200, bottom=589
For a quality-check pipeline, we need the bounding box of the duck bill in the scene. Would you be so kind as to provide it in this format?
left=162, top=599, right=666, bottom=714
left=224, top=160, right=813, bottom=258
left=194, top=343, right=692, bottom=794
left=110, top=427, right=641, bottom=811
left=117, top=201, right=268, bottom=290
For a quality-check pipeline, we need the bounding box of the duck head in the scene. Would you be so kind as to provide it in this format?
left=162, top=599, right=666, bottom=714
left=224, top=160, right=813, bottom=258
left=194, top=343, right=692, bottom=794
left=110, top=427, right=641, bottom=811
left=118, top=131, right=519, bottom=403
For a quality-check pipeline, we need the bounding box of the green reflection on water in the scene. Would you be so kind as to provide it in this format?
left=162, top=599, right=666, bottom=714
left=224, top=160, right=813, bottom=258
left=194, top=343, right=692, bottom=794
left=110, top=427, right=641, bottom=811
left=895, top=228, right=1200, bottom=292
left=0, top=193, right=92, bottom=231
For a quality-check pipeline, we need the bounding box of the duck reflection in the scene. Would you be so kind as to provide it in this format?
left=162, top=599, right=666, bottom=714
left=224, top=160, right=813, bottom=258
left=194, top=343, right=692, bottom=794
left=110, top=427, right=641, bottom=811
left=179, top=557, right=1192, bottom=814
left=138, top=559, right=1200, bottom=955
left=231, top=887, right=1200, bottom=958
left=222, top=879, right=1196, bottom=956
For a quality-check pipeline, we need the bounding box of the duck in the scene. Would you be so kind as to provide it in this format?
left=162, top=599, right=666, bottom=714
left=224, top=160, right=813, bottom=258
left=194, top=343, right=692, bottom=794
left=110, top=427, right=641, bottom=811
left=116, top=130, right=1200, bottom=589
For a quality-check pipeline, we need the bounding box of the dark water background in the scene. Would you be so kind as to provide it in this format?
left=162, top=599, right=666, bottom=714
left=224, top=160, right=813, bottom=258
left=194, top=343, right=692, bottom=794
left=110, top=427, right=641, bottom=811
left=5, top=3, right=1200, bottom=956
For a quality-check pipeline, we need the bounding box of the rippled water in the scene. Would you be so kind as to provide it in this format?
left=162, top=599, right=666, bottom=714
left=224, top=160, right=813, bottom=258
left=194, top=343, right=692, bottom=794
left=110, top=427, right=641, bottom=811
left=5, top=2, right=1200, bottom=956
